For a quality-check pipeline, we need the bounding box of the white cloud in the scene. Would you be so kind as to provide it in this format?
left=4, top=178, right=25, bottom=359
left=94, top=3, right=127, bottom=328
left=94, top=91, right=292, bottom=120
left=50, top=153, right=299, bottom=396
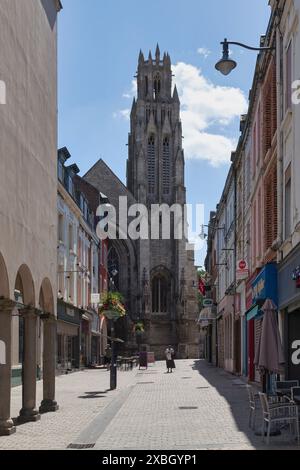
left=173, top=62, right=248, bottom=166
left=115, top=62, right=247, bottom=166
left=114, top=80, right=137, bottom=120
left=197, top=47, right=211, bottom=59
left=122, top=80, right=137, bottom=99
left=113, top=109, right=130, bottom=120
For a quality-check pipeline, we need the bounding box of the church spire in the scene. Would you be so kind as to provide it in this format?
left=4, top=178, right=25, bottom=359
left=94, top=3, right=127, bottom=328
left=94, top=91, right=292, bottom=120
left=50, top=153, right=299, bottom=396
left=138, top=49, right=144, bottom=66
left=155, top=43, right=160, bottom=63
left=173, top=85, right=180, bottom=103
left=131, top=97, right=136, bottom=113
left=148, top=50, right=153, bottom=64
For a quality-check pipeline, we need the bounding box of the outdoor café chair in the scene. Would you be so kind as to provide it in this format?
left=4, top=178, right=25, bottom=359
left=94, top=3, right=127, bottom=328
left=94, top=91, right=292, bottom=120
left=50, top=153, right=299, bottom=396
left=275, top=380, right=299, bottom=398
left=246, top=385, right=259, bottom=430
left=259, top=392, right=300, bottom=445
left=291, top=386, right=300, bottom=401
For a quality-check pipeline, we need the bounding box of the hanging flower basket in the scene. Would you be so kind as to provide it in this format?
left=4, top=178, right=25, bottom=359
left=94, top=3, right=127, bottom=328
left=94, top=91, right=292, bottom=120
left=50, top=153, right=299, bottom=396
left=133, top=321, right=145, bottom=334
left=99, top=292, right=126, bottom=320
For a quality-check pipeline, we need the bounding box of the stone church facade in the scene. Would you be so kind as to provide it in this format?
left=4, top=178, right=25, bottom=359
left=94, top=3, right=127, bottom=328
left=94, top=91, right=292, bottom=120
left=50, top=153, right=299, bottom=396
left=85, top=46, right=199, bottom=359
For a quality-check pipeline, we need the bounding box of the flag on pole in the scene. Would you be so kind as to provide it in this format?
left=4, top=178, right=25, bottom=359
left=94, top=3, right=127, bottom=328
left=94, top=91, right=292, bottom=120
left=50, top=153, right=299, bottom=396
left=198, top=278, right=206, bottom=296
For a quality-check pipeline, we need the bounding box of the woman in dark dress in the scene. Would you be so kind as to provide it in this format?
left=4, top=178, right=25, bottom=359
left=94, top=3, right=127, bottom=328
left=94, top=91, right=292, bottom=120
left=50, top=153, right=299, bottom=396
left=165, top=345, right=175, bottom=373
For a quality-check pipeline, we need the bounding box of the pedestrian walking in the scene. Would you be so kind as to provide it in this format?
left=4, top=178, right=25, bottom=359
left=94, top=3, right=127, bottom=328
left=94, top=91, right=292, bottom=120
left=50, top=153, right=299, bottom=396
left=165, top=345, right=175, bottom=373
left=139, top=346, right=148, bottom=370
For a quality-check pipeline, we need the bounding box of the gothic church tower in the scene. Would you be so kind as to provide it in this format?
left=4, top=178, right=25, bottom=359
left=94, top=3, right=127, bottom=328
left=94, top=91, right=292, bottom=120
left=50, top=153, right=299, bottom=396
left=127, top=46, right=198, bottom=359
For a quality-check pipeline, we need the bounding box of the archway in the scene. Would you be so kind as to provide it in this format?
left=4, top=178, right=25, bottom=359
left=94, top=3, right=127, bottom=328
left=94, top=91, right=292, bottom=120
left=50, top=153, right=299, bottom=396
left=0, top=252, right=9, bottom=298
left=14, top=265, right=39, bottom=423
left=14, top=264, right=35, bottom=307
left=12, top=265, right=36, bottom=391
left=0, top=253, right=14, bottom=435
left=39, top=278, right=54, bottom=314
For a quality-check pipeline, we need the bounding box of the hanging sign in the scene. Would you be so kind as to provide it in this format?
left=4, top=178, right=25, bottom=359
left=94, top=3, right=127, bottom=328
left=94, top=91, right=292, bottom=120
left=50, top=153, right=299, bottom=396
left=236, top=259, right=249, bottom=280
left=91, top=293, right=101, bottom=304
left=203, top=299, right=213, bottom=308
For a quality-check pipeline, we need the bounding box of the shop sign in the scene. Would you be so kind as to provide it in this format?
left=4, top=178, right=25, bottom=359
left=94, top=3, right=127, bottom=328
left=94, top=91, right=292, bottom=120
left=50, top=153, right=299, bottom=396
left=66, top=307, right=75, bottom=317
left=252, top=279, right=265, bottom=300
left=203, top=299, right=213, bottom=308
left=251, top=263, right=278, bottom=305
left=236, top=259, right=249, bottom=280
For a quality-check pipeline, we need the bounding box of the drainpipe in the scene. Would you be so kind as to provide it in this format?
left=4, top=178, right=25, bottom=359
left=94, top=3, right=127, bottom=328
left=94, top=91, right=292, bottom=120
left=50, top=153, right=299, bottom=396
left=276, top=7, right=284, bottom=263
left=275, top=4, right=284, bottom=347
left=233, top=164, right=237, bottom=374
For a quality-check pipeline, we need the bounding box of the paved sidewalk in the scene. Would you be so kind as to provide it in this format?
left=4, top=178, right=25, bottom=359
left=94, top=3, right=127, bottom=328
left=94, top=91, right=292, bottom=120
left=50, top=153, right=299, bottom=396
left=0, top=367, right=138, bottom=450
left=0, top=360, right=299, bottom=450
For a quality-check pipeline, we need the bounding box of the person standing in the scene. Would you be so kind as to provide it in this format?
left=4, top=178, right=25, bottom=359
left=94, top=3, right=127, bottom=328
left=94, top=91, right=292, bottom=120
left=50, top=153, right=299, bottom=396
left=165, top=345, right=175, bottom=373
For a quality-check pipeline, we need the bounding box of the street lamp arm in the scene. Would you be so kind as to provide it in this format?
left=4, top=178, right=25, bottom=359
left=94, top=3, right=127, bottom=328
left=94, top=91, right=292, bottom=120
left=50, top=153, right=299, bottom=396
left=216, top=38, right=275, bottom=76
left=222, top=40, right=275, bottom=52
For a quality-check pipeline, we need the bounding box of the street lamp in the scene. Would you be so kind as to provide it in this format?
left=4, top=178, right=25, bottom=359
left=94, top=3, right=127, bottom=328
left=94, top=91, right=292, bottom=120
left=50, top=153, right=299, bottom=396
left=215, top=38, right=275, bottom=76
left=107, top=266, right=119, bottom=390
left=199, top=224, right=225, bottom=241
left=110, top=317, right=117, bottom=390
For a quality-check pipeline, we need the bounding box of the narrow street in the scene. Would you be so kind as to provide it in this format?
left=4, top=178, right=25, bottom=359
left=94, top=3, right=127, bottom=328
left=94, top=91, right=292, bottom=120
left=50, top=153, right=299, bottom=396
left=0, top=361, right=298, bottom=451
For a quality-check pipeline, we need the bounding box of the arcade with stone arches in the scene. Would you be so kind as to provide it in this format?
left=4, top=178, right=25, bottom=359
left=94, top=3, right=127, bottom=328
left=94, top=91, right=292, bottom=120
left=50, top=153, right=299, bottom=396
left=0, top=252, right=58, bottom=436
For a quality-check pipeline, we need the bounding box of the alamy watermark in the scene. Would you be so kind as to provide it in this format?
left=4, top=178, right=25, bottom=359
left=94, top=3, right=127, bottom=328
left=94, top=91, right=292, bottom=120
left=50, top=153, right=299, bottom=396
left=0, top=80, right=6, bottom=104
left=292, top=80, right=300, bottom=105
left=96, top=196, right=205, bottom=252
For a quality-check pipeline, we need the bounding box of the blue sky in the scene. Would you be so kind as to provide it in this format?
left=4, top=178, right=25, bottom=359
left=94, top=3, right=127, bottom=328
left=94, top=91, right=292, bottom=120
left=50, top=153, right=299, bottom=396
left=58, top=0, right=271, bottom=266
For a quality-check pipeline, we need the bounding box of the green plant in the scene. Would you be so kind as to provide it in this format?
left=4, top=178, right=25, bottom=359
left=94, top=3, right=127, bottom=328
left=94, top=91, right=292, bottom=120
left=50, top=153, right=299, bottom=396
left=133, top=321, right=145, bottom=333
left=99, top=291, right=126, bottom=318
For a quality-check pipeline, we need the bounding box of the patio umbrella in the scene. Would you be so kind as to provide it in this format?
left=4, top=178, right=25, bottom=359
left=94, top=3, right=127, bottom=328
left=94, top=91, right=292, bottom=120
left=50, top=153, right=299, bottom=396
left=254, top=298, right=285, bottom=378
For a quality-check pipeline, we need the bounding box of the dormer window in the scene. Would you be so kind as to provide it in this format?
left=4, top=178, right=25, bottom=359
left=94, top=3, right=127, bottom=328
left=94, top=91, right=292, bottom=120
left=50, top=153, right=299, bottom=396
left=68, top=175, right=73, bottom=196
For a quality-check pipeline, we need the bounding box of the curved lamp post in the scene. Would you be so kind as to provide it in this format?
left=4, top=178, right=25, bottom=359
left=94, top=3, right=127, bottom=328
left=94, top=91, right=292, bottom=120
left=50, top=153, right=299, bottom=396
left=215, top=38, right=275, bottom=76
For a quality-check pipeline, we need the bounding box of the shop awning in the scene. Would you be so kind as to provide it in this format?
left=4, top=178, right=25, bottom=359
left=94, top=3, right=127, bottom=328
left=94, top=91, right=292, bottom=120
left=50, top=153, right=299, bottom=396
left=82, top=313, right=91, bottom=321
left=246, top=300, right=265, bottom=322
left=246, top=305, right=259, bottom=322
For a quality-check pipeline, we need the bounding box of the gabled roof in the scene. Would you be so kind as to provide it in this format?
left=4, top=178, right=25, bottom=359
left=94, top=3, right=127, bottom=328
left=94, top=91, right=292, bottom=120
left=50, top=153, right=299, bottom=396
left=84, top=159, right=136, bottom=212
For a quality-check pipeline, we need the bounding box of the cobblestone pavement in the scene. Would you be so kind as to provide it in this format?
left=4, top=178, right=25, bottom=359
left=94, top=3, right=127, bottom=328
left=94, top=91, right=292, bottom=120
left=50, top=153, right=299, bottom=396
left=94, top=360, right=299, bottom=450
left=0, top=367, right=138, bottom=450
left=0, top=360, right=299, bottom=450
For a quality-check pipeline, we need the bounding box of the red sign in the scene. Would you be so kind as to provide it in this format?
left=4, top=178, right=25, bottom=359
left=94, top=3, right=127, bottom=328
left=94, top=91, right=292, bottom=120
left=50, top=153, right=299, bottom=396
left=236, top=259, right=249, bottom=280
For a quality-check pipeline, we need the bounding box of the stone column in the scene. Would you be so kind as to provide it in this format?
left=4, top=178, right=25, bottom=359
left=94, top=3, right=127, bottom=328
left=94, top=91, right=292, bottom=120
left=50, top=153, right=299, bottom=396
left=18, top=308, right=41, bottom=423
left=0, top=299, right=16, bottom=436
left=39, top=316, right=59, bottom=413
